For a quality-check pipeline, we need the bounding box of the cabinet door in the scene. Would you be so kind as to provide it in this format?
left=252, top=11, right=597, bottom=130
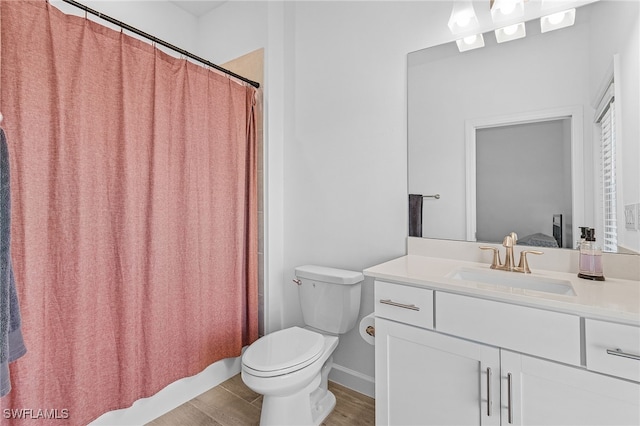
left=376, top=318, right=500, bottom=426
left=501, top=350, right=640, bottom=426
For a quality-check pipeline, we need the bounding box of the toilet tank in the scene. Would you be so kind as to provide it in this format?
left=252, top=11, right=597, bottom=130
left=295, top=265, right=363, bottom=334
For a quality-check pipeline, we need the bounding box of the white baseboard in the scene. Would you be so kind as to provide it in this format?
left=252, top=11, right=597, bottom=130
left=89, top=355, right=242, bottom=425
left=328, top=363, right=375, bottom=399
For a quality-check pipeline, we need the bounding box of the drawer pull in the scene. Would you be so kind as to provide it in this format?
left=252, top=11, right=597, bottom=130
left=379, top=299, right=420, bottom=311
left=507, top=372, right=513, bottom=424
left=606, top=348, right=640, bottom=361
left=486, top=367, right=492, bottom=417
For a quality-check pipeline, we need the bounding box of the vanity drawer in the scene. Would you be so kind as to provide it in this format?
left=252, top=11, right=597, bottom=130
left=585, top=319, right=640, bottom=383
left=436, top=292, right=581, bottom=365
left=375, top=280, right=434, bottom=329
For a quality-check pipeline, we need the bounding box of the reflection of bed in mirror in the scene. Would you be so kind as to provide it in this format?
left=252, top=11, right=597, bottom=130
left=517, top=214, right=562, bottom=248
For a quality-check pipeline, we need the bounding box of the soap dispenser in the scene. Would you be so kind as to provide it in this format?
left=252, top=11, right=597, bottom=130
left=578, top=228, right=605, bottom=281
left=577, top=226, right=589, bottom=249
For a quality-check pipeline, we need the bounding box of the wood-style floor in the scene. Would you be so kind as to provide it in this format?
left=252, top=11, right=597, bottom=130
left=147, top=373, right=375, bottom=426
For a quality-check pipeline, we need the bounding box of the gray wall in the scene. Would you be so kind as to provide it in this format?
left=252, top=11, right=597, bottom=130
left=476, top=120, right=572, bottom=247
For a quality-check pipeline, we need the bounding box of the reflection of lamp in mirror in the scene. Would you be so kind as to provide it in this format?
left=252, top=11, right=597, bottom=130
left=495, top=22, right=526, bottom=43
left=448, top=1, right=479, bottom=34
left=456, top=33, right=485, bottom=52
left=541, top=8, right=576, bottom=33
left=491, top=0, right=524, bottom=24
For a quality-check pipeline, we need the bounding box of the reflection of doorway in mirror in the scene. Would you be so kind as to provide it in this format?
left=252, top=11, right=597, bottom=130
left=476, top=119, right=572, bottom=249
left=464, top=107, right=584, bottom=250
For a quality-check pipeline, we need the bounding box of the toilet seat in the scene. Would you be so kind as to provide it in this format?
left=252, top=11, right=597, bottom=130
left=242, top=327, right=325, bottom=378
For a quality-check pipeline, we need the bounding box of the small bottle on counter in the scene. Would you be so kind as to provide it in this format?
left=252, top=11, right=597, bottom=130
left=578, top=228, right=605, bottom=281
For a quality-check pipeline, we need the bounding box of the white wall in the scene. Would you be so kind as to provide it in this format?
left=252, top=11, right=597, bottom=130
left=195, top=1, right=268, bottom=63
left=50, top=0, right=198, bottom=54
left=283, top=1, right=433, bottom=389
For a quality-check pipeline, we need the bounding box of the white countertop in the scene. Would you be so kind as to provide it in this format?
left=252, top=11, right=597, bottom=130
left=364, top=255, right=640, bottom=326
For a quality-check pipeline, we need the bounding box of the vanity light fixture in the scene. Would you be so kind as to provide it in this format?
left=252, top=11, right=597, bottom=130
left=456, top=33, right=485, bottom=52
left=540, top=8, right=576, bottom=33
left=448, top=1, right=480, bottom=34
left=495, top=22, right=526, bottom=43
left=490, top=0, right=524, bottom=24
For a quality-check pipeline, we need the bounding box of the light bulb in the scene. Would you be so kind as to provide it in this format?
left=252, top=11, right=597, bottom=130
left=500, top=1, right=516, bottom=15
left=456, top=11, right=473, bottom=28
left=503, top=24, right=519, bottom=35
left=463, top=35, right=478, bottom=45
left=547, top=11, right=566, bottom=25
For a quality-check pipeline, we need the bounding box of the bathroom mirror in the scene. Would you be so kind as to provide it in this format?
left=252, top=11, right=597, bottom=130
left=408, top=0, right=639, bottom=254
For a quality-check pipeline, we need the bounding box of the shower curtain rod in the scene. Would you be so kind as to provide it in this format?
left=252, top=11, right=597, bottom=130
left=60, top=0, right=260, bottom=89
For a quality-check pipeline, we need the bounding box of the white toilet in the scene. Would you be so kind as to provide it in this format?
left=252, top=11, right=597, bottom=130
left=241, top=265, right=364, bottom=426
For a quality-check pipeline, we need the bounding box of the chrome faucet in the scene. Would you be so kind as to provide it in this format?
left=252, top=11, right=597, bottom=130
left=480, top=232, right=543, bottom=273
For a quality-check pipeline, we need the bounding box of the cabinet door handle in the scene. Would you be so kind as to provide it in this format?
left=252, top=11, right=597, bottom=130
left=486, top=367, right=492, bottom=417
left=507, top=372, right=513, bottom=424
left=379, top=299, right=420, bottom=311
left=606, top=348, right=640, bottom=361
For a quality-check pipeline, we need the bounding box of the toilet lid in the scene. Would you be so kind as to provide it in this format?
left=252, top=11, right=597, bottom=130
left=242, top=327, right=325, bottom=376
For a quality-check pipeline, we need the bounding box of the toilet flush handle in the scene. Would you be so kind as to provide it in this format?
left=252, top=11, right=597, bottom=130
left=293, top=279, right=302, bottom=286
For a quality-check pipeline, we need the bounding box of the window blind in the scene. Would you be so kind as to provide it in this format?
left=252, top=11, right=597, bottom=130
left=597, top=97, right=618, bottom=252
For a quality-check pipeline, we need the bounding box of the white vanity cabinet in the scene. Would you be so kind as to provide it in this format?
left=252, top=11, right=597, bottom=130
left=374, top=279, right=640, bottom=426
left=502, top=350, right=640, bottom=425
left=376, top=318, right=500, bottom=426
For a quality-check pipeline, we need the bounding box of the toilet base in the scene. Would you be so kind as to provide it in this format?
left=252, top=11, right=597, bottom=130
left=258, top=372, right=337, bottom=426
left=310, top=388, right=336, bottom=426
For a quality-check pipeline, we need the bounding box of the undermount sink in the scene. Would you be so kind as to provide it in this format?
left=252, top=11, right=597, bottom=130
left=448, top=267, right=576, bottom=296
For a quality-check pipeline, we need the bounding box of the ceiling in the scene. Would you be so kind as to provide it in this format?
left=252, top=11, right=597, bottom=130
left=169, top=1, right=227, bottom=17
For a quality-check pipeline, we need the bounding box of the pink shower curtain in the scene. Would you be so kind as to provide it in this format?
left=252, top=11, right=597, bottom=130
left=0, top=1, right=258, bottom=423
